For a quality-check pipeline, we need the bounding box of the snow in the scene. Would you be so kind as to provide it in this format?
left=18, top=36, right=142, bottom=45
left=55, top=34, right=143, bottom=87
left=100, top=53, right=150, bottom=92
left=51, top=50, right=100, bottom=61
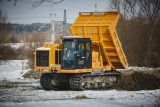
left=0, top=60, right=29, bottom=80
left=125, top=66, right=160, bottom=71
left=0, top=89, right=159, bottom=107
left=2, top=43, right=35, bottom=49
left=63, top=36, right=83, bottom=38
left=0, top=60, right=159, bottom=107
left=9, top=43, right=24, bottom=49
left=0, top=99, right=151, bottom=107
left=36, top=47, right=50, bottom=50
left=3, top=43, right=24, bottom=49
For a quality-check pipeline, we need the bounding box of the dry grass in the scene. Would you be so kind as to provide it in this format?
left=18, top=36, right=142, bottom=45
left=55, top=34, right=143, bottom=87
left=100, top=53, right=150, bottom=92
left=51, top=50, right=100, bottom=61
left=116, top=70, right=160, bottom=91
left=23, top=70, right=41, bottom=79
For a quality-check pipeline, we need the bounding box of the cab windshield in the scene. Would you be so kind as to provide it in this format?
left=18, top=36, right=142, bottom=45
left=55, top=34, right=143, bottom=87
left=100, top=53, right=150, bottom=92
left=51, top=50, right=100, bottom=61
left=61, top=41, right=76, bottom=69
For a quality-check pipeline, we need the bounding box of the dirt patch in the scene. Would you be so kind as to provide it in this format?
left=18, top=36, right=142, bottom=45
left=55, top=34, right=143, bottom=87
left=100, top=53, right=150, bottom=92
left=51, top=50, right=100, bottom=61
left=73, top=95, right=89, bottom=99
left=116, top=70, right=160, bottom=91
left=22, top=70, right=40, bottom=79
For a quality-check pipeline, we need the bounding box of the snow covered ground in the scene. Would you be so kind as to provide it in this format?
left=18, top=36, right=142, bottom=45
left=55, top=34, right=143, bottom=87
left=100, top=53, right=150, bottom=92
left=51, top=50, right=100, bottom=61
left=2, top=43, right=24, bottom=49
left=0, top=60, right=28, bottom=80
left=0, top=60, right=160, bottom=107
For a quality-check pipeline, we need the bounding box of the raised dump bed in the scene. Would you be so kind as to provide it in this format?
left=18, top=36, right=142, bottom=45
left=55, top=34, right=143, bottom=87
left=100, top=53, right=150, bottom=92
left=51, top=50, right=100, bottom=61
left=70, top=12, right=128, bottom=69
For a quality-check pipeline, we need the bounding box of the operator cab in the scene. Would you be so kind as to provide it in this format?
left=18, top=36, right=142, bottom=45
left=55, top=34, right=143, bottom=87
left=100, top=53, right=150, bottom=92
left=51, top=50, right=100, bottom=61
left=61, top=37, right=92, bottom=69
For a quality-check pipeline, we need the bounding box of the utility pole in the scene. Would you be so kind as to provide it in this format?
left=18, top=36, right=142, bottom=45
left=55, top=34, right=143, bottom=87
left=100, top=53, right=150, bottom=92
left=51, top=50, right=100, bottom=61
left=95, top=0, right=98, bottom=12
left=48, top=0, right=64, bottom=43
left=50, top=4, right=56, bottom=43
left=63, top=9, right=67, bottom=37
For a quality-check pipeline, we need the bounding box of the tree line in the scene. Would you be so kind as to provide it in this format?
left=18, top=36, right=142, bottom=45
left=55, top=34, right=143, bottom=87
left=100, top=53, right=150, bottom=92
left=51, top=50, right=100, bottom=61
left=110, top=0, right=160, bottom=67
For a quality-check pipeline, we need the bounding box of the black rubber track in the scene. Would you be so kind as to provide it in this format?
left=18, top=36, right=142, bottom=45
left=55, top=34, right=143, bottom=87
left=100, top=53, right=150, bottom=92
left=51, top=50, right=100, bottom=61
left=69, top=71, right=122, bottom=90
left=40, top=73, right=71, bottom=90
left=40, top=73, right=55, bottom=90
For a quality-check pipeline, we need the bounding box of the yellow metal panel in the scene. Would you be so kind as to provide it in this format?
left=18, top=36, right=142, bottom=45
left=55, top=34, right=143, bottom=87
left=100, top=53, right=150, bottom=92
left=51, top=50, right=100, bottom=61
left=57, top=69, right=92, bottom=73
left=70, top=12, right=128, bottom=69
left=34, top=44, right=61, bottom=72
left=92, top=52, right=101, bottom=68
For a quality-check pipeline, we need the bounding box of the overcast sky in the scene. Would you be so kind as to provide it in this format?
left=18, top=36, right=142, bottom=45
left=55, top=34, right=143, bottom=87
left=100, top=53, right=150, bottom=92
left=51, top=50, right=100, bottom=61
left=0, top=0, right=110, bottom=24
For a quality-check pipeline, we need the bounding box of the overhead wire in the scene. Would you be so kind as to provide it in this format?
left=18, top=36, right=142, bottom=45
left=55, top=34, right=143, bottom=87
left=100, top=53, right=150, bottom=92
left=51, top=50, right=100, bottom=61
left=4, top=16, right=75, bottom=20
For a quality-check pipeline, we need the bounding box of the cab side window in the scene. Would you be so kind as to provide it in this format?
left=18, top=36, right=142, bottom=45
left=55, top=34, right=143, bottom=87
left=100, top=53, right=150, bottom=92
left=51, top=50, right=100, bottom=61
left=77, top=41, right=91, bottom=68
left=77, top=43, right=85, bottom=67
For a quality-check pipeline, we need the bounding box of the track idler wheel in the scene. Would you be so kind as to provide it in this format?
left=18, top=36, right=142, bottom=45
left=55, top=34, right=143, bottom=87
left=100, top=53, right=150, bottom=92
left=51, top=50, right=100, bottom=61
left=40, top=73, right=55, bottom=90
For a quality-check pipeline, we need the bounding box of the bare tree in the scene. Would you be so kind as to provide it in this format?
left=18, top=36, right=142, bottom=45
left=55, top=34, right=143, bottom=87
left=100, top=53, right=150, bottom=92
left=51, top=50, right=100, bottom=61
left=32, top=0, right=64, bottom=8
left=136, top=0, right=160, bottom=67
left=110, top=0, right=160, bottom=67
left=137, top=0, right=160, bottom=24
left=110, top=0, right=140, bottom=20
left=0, top=0, right=18, bottom=6
left=0, top=0, right=64, bottom=7
left=0, top=10, right=11, bottom=43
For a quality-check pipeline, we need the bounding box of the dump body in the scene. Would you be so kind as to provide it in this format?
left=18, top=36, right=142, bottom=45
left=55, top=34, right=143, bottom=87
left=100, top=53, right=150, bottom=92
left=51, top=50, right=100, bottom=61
left=70, top=12, right=128, bottom=69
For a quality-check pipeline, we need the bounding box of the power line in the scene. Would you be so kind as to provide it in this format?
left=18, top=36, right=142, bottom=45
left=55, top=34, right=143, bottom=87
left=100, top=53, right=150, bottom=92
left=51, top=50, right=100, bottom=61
left=4, top=16, right=75, bottom=20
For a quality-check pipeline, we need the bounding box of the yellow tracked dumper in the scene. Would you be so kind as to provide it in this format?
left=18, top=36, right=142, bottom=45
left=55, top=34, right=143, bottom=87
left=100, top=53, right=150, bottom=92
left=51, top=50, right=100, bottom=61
left=34, top=12, right=128, bottom=90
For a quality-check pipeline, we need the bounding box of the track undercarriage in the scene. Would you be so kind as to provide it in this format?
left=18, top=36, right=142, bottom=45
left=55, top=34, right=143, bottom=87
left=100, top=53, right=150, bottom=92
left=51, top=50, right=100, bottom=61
left=40, top=71, right=121, bottom=90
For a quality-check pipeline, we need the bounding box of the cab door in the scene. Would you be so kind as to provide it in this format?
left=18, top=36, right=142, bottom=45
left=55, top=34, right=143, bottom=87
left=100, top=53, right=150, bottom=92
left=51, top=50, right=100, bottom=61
left=76, top=39, right=92, bottom=69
